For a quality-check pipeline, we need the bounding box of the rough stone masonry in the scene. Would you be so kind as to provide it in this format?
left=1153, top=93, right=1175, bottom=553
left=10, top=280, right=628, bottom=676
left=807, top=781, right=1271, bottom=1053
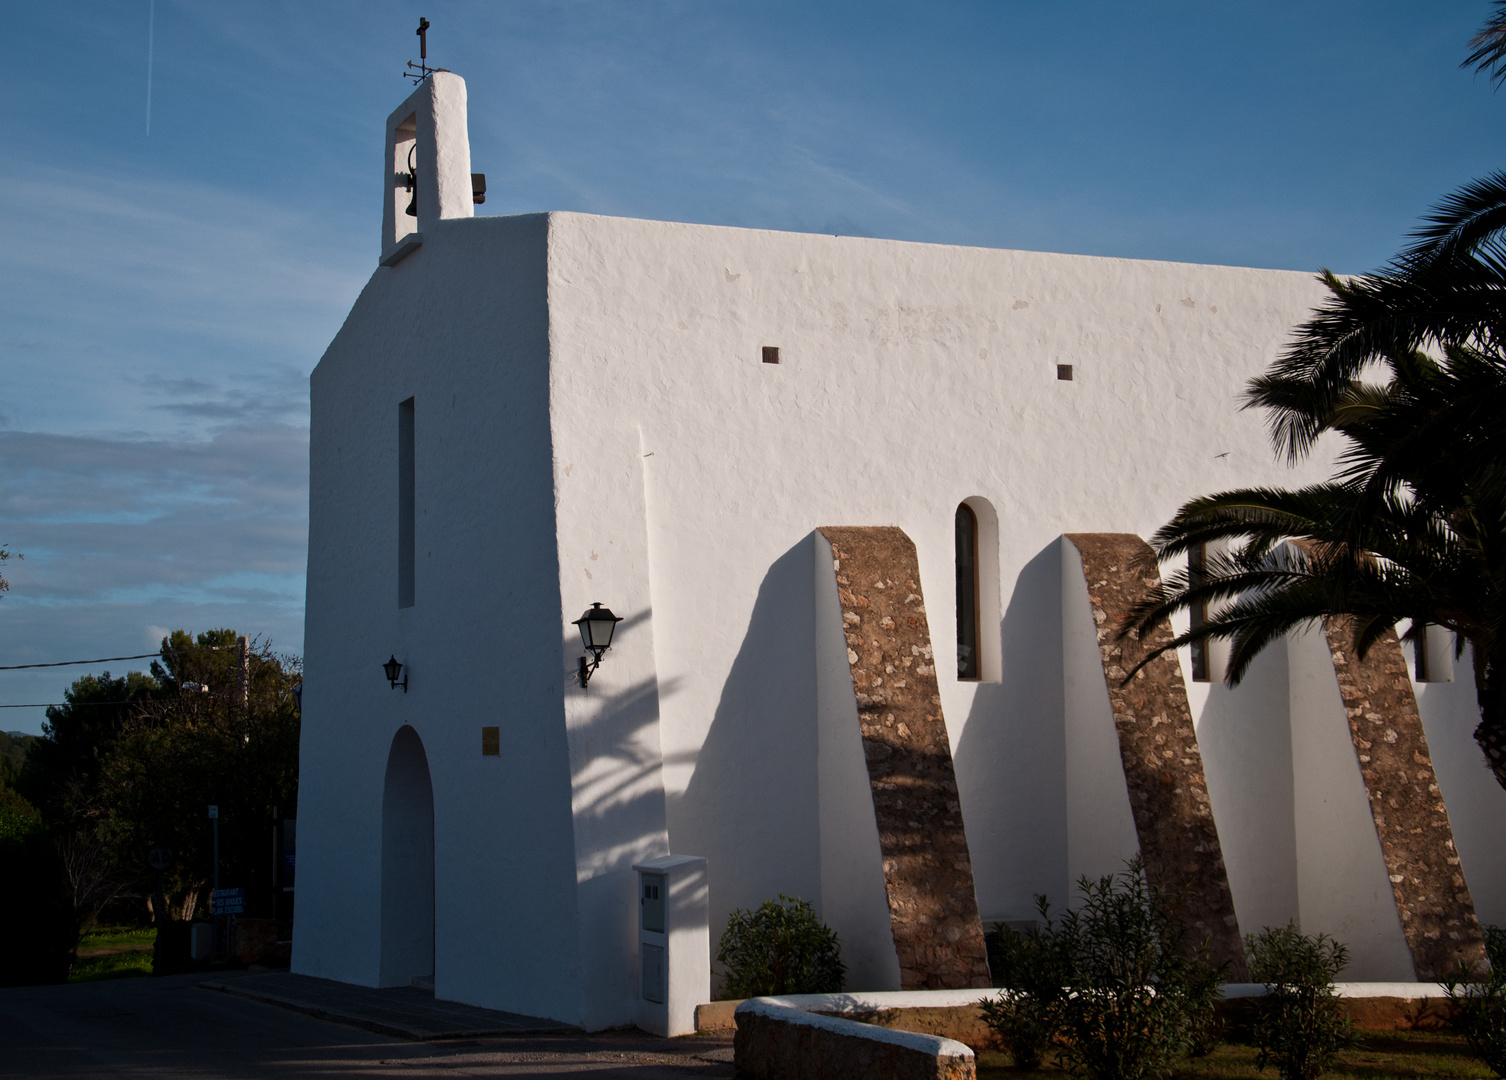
left=818, top=526, right=992, bottom=991
left=1321, top=617, right=1488, bottom=980
left=1065, top=533, right=1248, bottom=980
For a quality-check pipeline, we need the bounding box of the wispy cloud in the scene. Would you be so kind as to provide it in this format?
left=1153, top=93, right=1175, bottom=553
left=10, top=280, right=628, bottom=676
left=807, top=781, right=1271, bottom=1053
left=0, top=422, right=308, bottom=730
left=0, top=424, right=307, bottom=603
left=1, top=162, right=365, bottom=438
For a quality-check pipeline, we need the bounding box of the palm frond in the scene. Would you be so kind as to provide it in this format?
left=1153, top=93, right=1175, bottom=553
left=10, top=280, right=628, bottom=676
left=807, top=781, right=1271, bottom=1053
left=1403, top=172, right=1506, bottom=271
left=1465, top=2, right=1506, bottom=88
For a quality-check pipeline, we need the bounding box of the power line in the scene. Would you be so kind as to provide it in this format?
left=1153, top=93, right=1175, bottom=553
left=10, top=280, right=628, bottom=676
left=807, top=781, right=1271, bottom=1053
left=1, top=703, right=101, bottom=709
left=1, top=700, right=172, bottom=708
left=0, top=644, right=240, bottom=672
left=0, top=652, right=163, bottom=671
left=1, top=643, right=274, bottom=711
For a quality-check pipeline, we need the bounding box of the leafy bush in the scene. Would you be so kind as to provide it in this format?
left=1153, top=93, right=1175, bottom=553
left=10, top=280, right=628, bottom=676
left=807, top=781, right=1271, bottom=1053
left=980, top=858, right=1223, bottom=1080
left=1246, top=923, right=1354, bottom=1080
left=715, top=894, right=844, bottom=999
left=980, top=911, right=1070, bottom=1068
left=0, top=789, right=78, bottom=986
left=1184, top=945, right=1228, bottom=1058
left=1445, top=924, right=1506, bottom=1077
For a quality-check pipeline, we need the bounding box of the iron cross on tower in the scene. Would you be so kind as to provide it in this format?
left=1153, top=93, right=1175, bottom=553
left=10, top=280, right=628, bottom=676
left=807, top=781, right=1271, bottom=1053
left=405, top=17, right=437, bottom=83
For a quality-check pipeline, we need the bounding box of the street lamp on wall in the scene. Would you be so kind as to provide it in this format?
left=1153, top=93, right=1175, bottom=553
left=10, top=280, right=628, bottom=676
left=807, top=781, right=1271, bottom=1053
left=573, top=603, right=623, bottom=689
left=383, top=655, right=408, bottom=692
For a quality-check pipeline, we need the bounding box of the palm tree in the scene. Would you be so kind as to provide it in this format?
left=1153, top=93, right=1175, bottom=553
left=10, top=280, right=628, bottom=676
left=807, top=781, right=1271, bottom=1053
left=1121, top=174, right=1506, bottom=790
left=1465, top=0, right=1506, bottom=88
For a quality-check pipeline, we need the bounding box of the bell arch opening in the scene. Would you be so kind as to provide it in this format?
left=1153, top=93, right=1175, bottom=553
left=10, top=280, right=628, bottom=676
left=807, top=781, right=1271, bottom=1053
left=380, top=724, right=435, bottom=987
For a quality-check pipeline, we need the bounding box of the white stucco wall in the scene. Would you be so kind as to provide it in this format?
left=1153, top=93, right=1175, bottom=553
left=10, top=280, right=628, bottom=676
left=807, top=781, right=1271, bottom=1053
left=302, top=77, right=1505, bottom=1026
left=542, top=210, right=1336, bottom=949
left=1189, top=648, right=1301, bottom=942
left=1286, top=625, right=1416, bottom=979
left=298, top=213, right=589, bottom=1023
left=305, top=205, right=1344, bottom=1021
left=1060, top=538, right=1141, bottom=892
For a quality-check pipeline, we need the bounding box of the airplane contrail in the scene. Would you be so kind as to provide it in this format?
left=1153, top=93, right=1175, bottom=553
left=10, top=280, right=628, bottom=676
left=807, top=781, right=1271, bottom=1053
left=145, top=0, right=155, bottom=135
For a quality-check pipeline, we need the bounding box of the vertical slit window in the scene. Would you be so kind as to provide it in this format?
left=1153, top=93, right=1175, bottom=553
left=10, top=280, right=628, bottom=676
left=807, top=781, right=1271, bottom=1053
left=956, top=503, right=979, bottom=680
left=1189, top=543, right=1209, bottom=681
left=1413, top=623, right=1455, bottom=682
left=398, top=397, right=415, bottom=608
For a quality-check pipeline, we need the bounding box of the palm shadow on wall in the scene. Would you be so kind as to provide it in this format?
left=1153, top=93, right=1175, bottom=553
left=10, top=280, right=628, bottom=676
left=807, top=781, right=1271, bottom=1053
left=558, top=608, right=683, bottom=874
left=555, top=610, right=688, bottom=1016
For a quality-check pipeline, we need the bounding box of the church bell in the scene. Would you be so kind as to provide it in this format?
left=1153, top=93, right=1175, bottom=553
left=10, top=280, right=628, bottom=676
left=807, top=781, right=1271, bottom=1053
left=403, top=145, right=418, bottom=218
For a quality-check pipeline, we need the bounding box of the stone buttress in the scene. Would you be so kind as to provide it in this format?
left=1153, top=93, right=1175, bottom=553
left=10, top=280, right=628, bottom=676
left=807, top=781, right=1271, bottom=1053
left=1321, top=617, right=1488, bottom=979
left=1064, top=533, right=1248, bottom=979
left=817, top=526, right=993, bottom=990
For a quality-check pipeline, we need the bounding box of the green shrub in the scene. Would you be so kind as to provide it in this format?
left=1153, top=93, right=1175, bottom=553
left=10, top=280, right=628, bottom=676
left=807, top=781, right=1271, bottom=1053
left=1184, top=944, right=1227, bottom=1058
left=1445, top=923, right=1506, bottom=1077
left=980, top=909, right=1070, bottom=1069
left=715, top=894, right=844, bottom=999
left=0, top=789, right=78, bottom=986
left=980, top=858, right=1223, bottom=1080
left=1246, top=923, right=1354, bottom=1080
left=1490, top=925, right=1506, bottom=969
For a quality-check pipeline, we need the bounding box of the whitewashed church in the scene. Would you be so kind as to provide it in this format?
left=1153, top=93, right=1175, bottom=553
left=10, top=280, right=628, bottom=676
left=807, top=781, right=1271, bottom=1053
left=293, top=73, right=1506, bottom=1030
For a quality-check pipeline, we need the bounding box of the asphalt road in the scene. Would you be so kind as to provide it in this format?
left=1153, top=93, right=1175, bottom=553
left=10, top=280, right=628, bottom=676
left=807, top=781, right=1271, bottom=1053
left=0, top=974, right=735, bottom=1078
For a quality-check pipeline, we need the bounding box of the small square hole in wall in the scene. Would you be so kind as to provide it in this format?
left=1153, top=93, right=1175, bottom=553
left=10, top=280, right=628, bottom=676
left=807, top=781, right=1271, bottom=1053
left=762, top=346, right=780, bottom=364
left=481, top=726, right=500, bottom=756
left=1057, top=364, right=1074, bottom=381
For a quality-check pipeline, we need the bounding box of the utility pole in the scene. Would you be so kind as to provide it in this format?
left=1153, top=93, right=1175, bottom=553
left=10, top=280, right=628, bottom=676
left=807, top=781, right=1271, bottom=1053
left=237, top=635, right=249, bottom=716
left=271, top=805, right=279, bottom=923
left=147, top=844, right=173, bottom=973
left=209, top=804, right=221, bottom=957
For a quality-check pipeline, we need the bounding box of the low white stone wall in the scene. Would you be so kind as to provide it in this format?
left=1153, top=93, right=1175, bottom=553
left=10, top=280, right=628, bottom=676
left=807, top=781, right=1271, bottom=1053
left=1222, top=982, right=1451, bottom=999
left=714, top=981, right=1463, bottom=1059
left=768, top=989, right=1001, bottom=1012
left=733, top=997, right=975, bottom=1080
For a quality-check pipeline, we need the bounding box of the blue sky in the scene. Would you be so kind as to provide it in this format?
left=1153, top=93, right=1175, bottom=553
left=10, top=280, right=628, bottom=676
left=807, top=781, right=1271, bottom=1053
left=1, top=1, right=1502, bottom=732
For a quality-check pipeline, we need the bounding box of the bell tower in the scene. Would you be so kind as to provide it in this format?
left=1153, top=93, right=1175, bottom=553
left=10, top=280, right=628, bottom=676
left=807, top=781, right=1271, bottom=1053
left=381, top=72, right=474, bottom=266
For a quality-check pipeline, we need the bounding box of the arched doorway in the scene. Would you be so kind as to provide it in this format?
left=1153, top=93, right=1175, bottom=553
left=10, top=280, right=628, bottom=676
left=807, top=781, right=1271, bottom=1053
left=380, top=725, right=434, bottom=987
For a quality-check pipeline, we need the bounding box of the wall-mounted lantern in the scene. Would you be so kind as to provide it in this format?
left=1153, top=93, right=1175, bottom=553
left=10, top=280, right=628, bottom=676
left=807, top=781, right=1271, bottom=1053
left=383, top=655, right=408, bottom=692
left=573, top=603, right=623, bottom=689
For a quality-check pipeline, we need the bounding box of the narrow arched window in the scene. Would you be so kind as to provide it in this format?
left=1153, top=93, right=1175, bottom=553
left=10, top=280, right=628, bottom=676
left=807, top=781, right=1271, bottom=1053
left=1412, top=623, right=1455, bottom=683
left=1189, top=543, right=1209, bottom=682
left=956, top=503, right=980, bottom=680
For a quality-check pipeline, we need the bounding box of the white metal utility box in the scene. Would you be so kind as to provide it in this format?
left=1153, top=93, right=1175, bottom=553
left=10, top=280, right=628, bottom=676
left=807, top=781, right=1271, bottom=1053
left=632, top=854, right=709, bottom=1037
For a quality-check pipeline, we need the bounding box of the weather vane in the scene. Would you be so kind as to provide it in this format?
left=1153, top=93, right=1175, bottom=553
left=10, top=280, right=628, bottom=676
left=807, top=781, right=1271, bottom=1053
left=404, top=17, right=448, bottom=83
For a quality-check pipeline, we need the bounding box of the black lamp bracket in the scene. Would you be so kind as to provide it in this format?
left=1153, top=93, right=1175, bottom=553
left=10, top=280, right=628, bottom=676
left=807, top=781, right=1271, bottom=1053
left=384, top=655, right=409, bottom=693
left=571, top=602, right=622, bottom=690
